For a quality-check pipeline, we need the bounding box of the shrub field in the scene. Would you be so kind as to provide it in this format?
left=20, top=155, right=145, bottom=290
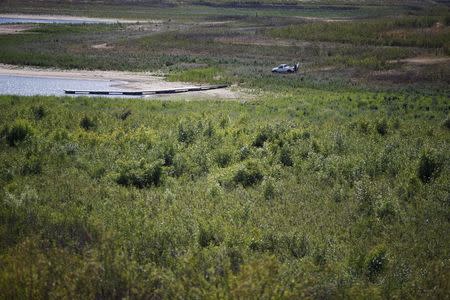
left=1, top=1, right=450, bottom=298
left=0, top=90, right=449, bottom=298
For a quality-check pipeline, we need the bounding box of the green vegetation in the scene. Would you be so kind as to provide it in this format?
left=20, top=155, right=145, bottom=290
left=0, top=2, right=449, bottom=92
left=269, top=15, right=450, bottom=53
left=0, top=90, right=449, bottom=298
left=0, top=1, right=409, bottom=21
left=168, top=66, right=230, bottom=84
left=2, top=119, right=34, bottom=147
left=1, top=1, right=450, bottom=298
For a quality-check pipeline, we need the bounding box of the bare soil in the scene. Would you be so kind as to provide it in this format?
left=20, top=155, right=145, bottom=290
left=92, top=43, right=114, bottom=50
left=388, top=56, right=450, bottom=65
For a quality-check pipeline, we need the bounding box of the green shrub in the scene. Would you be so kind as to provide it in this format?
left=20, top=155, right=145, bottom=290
left=80, top=115, right=96, bottom=131
left=32, top=105, right=46, bottom=120
left=204, top=120, right=215, bottom=137
left=249, top=234, right=276, bottom=253
left=230, top=257, right=281, bottom=299
left=116, top=160, right=163, bottom=188
left=443, top=116, right=450, bottom=130
left=357, top=119, right=370, bottom=134
left=227, top=248, right=244, bottom=274
left=253, top=128, right=272, bottom=148
left=0, top=168, right=14, bottom=183
left=215, top=149, right=233, bottom=168
left=198, top=223, right=223, bottom=248
left=233, top=160, right=264, bottom=187
left=91, top=164, right=106, bottom=179
left=0, top=125, right=8, bottom=140
left=249, top=233, right=309, bottom=258
left=142, top=162, right=163, bottom=187
left=392, top=118, right=400, bottom=130
left=355, top=178, right=374, bottom=216
left=41, top=214, right=97, bottom=251
left=172, top=154, right=188, bottom=177
left=177, top=122, right=196, bottom=144
left=375, top=119, right=388, bottom=135
left=5, top=120, right=33, bottom=146
left=191, top=143, right=210, bottom=176
left=158, top=143, right=175, bottom=166
left=376, top=199, right=398, bottom=221
left=280, top=234, right=309, bottom=259
left=239, top=146, right=251, bottom=160
left=332, top=185, right=348, bottom=203
left=417, top=150, right=441, bottom=183
left=118, top=109, right=132, bottom=121
left=313, top=247, right=327, bottom=266
left=279, top=146, right=293, bottom=167
left=365, top=245, right=388, bottom=281
left=63, top=142, right=79, bottom=156
left=21, top=157, right=42, bottom=175
left=263, top=179, right=276, bottom=200
left=332, top=131, right=346, bottom=153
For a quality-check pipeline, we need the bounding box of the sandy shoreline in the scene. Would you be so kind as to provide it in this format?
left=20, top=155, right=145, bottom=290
left=0, top=24, right=35, bottom=34
left=0, top=64, right=241, bottom=99
left=0, top=13, right=160, bottom=24
left=0, top=63, right=166, bottom=84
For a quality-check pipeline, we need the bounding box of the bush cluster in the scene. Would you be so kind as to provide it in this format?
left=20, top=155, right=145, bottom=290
left=417, top=150, right=441, bottom=183
left=365, top=245, right=388, bottom=281
left=80, top=115, right=96, bottom=131
left=116, top=160, right=163, bottom=188
left=2, top=120, right=34, bottom=146
left=233, top=160, right=264, bottom=187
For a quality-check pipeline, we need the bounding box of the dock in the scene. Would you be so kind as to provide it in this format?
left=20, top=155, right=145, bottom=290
left=64, top=84, right=229, bottom=96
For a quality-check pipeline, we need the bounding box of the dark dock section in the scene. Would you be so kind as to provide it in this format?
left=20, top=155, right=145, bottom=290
left=64, top=85, right=229, bottom=96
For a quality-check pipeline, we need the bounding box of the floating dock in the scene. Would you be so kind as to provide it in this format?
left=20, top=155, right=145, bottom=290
left=64, top=85, right=228, bottom=96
